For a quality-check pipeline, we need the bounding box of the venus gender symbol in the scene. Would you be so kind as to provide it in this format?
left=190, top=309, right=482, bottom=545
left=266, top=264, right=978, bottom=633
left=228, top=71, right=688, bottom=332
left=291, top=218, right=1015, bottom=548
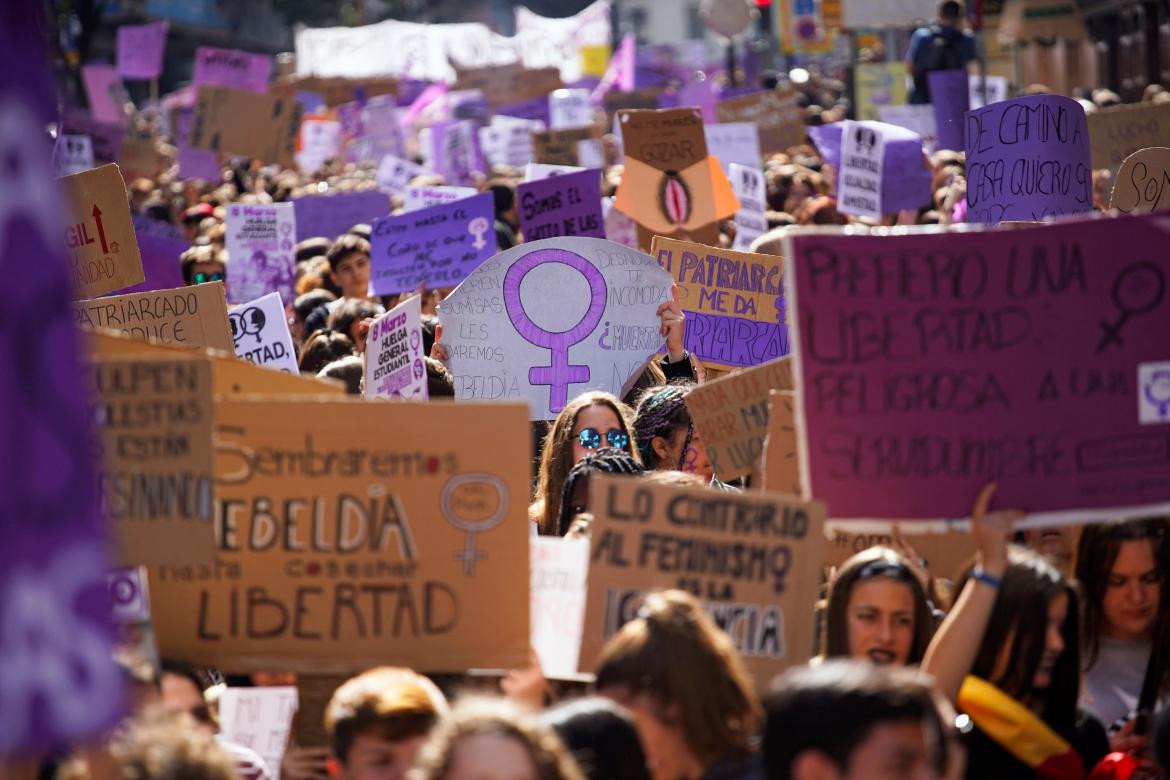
left=440, top=473, right=509, bottom=576
left=503, top=248, right=607, bottom=414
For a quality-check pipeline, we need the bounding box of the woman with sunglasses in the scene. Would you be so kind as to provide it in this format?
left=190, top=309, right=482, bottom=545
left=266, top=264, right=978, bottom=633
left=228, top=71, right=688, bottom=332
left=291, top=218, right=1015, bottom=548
left=631, top=383, right=714, bottom=485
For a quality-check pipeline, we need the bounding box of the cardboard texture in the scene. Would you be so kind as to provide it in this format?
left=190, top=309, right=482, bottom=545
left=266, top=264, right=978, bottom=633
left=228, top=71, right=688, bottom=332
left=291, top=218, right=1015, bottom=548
left=189, top=86, right=302, bottom=167
left=762, top=390, right=802, bottom=496
left=75, top=282, right=234, bottom=353
left=88, top=354, right=216, bottom=567
left=60, top=164, right=144, bottom=298
left=271, top=76, right=399, bottom=108
left=148, top=399, right=532, bottom=674
left=652, top=237, right=788, bottom=369
left=454, top=64, right=563, bottom=108
left=1110, top=147, right=1170, bottom=214
left=685, top=357, right=795, bottom=482
left=533, top=125, right=604, bottom=167
left=716, top=87, right=804, bottom=155
left=117, top=134, right=164, bottom=183
left=1088, top=102, right=1170, bottom=175
left=580, top=474, right=826, bottom=689
left=823, top=525, right=974, bottom=582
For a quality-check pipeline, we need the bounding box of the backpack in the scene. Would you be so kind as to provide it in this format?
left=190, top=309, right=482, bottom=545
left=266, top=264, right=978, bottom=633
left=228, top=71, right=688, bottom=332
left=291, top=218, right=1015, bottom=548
left=914, top=25, right=965, bottom=99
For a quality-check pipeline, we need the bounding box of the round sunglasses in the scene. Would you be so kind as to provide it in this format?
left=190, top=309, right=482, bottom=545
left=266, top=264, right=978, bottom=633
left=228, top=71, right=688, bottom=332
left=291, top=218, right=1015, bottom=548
left=577, top=427, right=629, bottom=451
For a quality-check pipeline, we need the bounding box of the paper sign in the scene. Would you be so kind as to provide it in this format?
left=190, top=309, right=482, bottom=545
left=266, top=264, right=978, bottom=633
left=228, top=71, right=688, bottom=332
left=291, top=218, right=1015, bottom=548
left=189, top=86, right=302, bottom=167
left=82, top=64, right=127, bottom=125
left=370, top=192, right=495, bottom=294
left=517, top=167, right=604, bottom=241
left=810, top=121, right=933, bottom=214
left=969, top=75, right=1008, bottom=109
left=531, top=536, right=589, bottom=679
left=438, top=237, right=673, bottom=420
left=365, top=296, right=428, bottom=400
left=685, top=357, right=795, bottom=481
left=54, top=134, right=94, bottom=177
left=762, top=390, right=803, bottom=496
left=1111, top=148, right=1170, bottom=214
left=404, top=185, right=477, bottom=212
left=704, top=123, right=763, bottom=175
left=297, top=118, right=342, bottom=173
left=854, top=63, right=908, bottom=122
left=193, top=46, right=272, bottom=93
left=116, top=21, right=168, bottom=80
left=580, top=474, right=826, bottom=688
left=837, top=120, right=887, bottom=218
left=729, top=162, right=768, bottom=252
left=108, top=568, right=152, bottom=624
left=419, top=119, right=480, bottom=187
left=89, top=354, right=215, bottom=566
left=965, top=94, right=1092, bottom=224
left=231, top=292, right=299, bottom=374
left=533, top=125, right=604, bottom=168
left=652, top=236, right=788, bottom=370
left=219, top=687, right=298, bottom=779
left=75, top=282, right=235, bottom=353
left=122, top=216, right=190, bottom=294
left=823, top=525, right=974, bottom=580
left=929, top=70, right=970, bottom=152
left=785, top=215, right=1170, bottom=524
left=878, top=104, right=939, bottom=155
left=1088, top=102, right=1170, bottom=175
left=60, top=164, right=144, bottom=298
left=716, top=87, right=804, bottom=155
left=550, top=88, right=594, bottom=129
left=291, top=191, right=389, bottom=241
left=376, top=154, right=427, bottom=196
left=148, top=399, right=532, bottom=673
left=480, top=117, right=542, bottom=170
left=226, top=203, right=297, bottom=305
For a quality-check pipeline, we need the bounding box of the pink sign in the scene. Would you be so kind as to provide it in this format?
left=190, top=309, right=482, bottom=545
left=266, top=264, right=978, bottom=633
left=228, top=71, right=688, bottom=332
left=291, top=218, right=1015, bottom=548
left=192, top=46, right=272, bottom=94
left=81, top=64, right=127, bottom=125
left=116, top=21, right=168, bottom=80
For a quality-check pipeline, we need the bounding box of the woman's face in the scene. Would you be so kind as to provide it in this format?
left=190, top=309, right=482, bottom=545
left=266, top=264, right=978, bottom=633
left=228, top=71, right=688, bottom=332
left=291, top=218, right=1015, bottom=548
left=444, top=734, right=537, bottom=780
left=1032, top=590, right=1069, bottom=690
left=845, top=578, right=916, bottom=666
left=1102, top=539, right=1161, bottom=641
left=571, top=404, right=624, bottom=464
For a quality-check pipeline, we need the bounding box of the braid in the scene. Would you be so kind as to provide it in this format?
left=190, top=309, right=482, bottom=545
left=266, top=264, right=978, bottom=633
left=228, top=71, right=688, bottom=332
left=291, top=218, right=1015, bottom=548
left=632, top=384, right=694, bottom=468
left=556, top=448, right=644, bottom=536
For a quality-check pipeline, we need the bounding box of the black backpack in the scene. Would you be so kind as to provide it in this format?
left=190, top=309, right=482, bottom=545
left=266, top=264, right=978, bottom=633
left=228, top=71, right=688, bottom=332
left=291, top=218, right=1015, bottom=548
left=915, top=25, right=965, bottom=99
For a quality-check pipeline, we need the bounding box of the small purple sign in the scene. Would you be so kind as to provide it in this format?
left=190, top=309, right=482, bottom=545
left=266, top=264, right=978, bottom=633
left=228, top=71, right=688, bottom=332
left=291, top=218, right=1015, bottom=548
left=497, top=95, right=552, bottom=127
left=677, top=79, right=720, bottom=124
left=174, top=107, right=220, bottom=182
left=59, top=110, right=124, bottom=162
left=120, top=216, right=187, bottom=294
left=965, top=94, right=1092, bottom=224
left=370, top=192, right=496, bottom=294
left=192, top=46, right=272, bottom=94
left=81, top=64, right=126, bottom=125
left=517, top=168, right=604, bottom=241
left=808, top=122, right=932, bottom=213
left=929, top=69, right=969, bottom=152
left=291, top=190, right=390, bottom=242
left=116, top=21, right=168, bottom=80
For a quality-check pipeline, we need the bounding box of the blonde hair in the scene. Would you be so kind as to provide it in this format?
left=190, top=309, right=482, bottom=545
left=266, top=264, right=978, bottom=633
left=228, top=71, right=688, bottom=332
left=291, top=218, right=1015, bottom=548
left=326, top=666, right=449, bottom=763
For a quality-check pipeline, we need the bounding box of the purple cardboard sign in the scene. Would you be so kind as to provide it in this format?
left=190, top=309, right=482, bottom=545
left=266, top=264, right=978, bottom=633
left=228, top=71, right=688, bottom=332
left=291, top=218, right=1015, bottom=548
left=116, top=21, right=168, bottom=80
left=59, top=110, right=124, bottom=162
left=174, top=107, right=220, bottom=182
left=81, top=64, right=127, bottom=125
left=291, top=190, right=389, bottom=242
left=0, top=4, right=122, bottom=752
left=808, top=121, right=932, bottom=213
left=497, top=95, right=552, bottom=127
left=928, top=69, right=969, bottom=152
left=787, top=214, right=1170, bottom=523
left=517, top=168, right=605, bottom=240
left=965, top=94, right=1092, bottom=224
left=370, top=192, right=496, bottom=294
left=120, top=216, right=187, bottom=294
left=192, top=46, right=272, bottom=94
left=677, top=79, right=720, bottom=124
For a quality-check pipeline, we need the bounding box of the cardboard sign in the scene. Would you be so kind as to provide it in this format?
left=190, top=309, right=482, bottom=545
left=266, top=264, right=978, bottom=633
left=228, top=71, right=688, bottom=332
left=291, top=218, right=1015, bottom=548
left=729, top=162, right=768, bottom=252
left=580, top=475, right=826, bottom=688
left=60, top=164, right=144, bottom=298
left=531, top=536, right=590, bottom=679
left=837, top=120, right=888, bottom=218
left=685, top=357, right=795, bottom=481
left=365, top=296, right=428, bottom=400
left=370, top=192, right=496, bottom=294
left=404, top=185, right=478, bottom=212
left=929, top=69, right=969, bottom=152
left=219, top=687, right=298, bottom=778
left=878, top=104, right=939, bottom=155
left=189, top=86, right=302, bottom=167
left=652, top=236, right=788, bottom=370
left=89, top=354, right=215, bottom=566
left=291, top=191, right=389, bottom=242
left=823, top=524, right=974, bottom=581
left=965, top=94, right=1091, bottom=224
left=82, top=64, right=127, bottom=125
left=810, top=121, right=932, bottom=216
left=117, top=134, right=164, bottom=182
left=1111, top=148, right=1170, bottom=214
left=762, top=390, right=803, bottom=496
left=226, top=203, right=297, bottom=305
left=785, top=215, right=1170, bottom=524
left=549, top=88, right=594, bottom=129
left=148, top=399, right=532, bottom=673
left=716, top=87, right=804, bottom=155
left=480, top=116, right=542, bottom=170
left=376, top=154, right=427, bottom=196
left=498, top=95, right=553, bottom=126
left=533, top=125, right=604, bottom=168
left=1088, top=102, right=1170, bottom=175
left=526, top=163, right=584, bottom=181
left=704, top=123, right=763, bottom=175
left=853, top=63, right=907, bottom=122
left=54, top=134, right=94, bottom=176
left=517, top=167, right=604, bottom=241
left=75, top=282, right=234, bottom=353
left=116, top=21, right=168, bottom=80
left=297, top=118, right=342, bottom=173
left=230, top=292, right=298, bottom=374
left=969, top=75, right=1009, bottom=109
left=438, top=237, right=673, bottom=420
left=121, top=216, right=187, bottom=294
left=193, top=46, right=272, bottom=94
left=454, top=64, right=563, bottom=109
left=60, top=110, right=123, bottom=163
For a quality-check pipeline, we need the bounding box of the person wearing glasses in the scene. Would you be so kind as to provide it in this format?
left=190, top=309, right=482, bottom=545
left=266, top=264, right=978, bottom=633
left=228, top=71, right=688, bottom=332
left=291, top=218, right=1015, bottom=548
left=180, top=244, right=227, bottom=287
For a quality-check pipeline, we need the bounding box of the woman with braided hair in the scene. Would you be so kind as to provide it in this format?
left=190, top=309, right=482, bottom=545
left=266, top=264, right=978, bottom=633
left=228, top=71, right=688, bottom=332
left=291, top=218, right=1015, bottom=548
left=555, top=448, right=644, bottom=536
left=632, top=382, right=715, bottom=485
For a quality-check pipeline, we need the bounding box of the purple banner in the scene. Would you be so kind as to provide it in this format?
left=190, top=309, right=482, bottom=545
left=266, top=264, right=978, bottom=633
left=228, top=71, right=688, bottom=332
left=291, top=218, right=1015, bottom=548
left=0, top=3, right=122, bottom=752
left=370, top=192, right=496, bottom=294
left=808, top=122, right=932, bottom=213
left=116, top=21, right=168, bottom=80
left=965, top=94, right=1092, bottom=224
left=497, top=95, right=552, bottom=127
left=788, top=215, right=1170, bottom=522
left=929, top=69, right=969, bottom=152
left=120, top=216, right=187, bottom=293
left=291, top=190, right=389, bottom=242
left=192, top=46, right=272, bottom=94
left=517, top=168, right=604, bottom=241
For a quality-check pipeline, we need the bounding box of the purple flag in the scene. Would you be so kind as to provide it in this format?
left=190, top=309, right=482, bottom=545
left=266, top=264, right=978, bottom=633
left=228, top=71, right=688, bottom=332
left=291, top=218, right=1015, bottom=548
left=116, top=21, right=168, bottom=80
left=291, top=191, right=390, bottom=242
left=120, top=216, right=188, bottom=293
left=591, top=33, right=635, bottom=105
left=193, top=46, right=272, bottom=94
left=517, top=168, right=605, bottom=241
left=0, top=3, right=122, bottom=752
left=928, top=69, right=969, bottom=152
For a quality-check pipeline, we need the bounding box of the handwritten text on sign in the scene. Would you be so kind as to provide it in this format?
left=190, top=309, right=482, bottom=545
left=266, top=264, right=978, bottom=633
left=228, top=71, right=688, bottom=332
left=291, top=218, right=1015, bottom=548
left=516, top=168, right=605, bottom=241
left=365, top=296, right=428, bottom=400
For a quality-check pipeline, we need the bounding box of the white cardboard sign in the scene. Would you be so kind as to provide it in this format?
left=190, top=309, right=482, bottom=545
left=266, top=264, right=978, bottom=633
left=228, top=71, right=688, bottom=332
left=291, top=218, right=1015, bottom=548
left=878, top=104, right=939, bottom=154
left=230, top=292, right=299, bottom=374
left=225, top=203, right=297, bottom=305
left=364, top=295, right=429, bottom=400
left=704, top=122, right=763, bottom=175
left=54, top=134, right=95, bottom=176
left=219, top=686, right=298, bottom=780
left=376, top=154, right=428, bottom=196
left=729, top=162, right=768, bottom=252
left=531, top=536, right=589, bottom=679
left=837, top=120, right=886, bottom=218
left=404, top=185, right=478, bottom=212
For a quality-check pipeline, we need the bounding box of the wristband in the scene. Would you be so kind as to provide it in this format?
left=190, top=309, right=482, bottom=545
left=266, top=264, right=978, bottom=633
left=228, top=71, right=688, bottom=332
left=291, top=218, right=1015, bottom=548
left=972, top=567, right=1002, bottom=590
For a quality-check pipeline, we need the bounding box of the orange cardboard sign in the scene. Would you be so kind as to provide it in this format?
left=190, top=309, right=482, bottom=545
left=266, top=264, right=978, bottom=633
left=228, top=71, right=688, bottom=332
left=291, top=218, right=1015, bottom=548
left=60, top=163, right=144, bottom=298
left=74, top=282, right=234, bottom=353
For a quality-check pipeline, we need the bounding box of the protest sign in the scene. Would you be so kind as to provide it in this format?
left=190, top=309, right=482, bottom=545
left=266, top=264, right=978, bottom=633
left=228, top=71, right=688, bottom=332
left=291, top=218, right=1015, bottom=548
left=175, top=108, right=221, bottom=182
left=837, top=120, right=887, bottom=218
left=75, top=281, right=234, bottom=353
left=685, top=357, right=795, bottom=481
left=116, top=21, right=168, bottom=80
left=785, top=215, right=1170, bottom=524
left=219, top=687, right=298, bottom=779
left=291, top=190, right=390, bottom=242
left=365, top=296, right=428, bottom=400
left=60, top=163, right=144, bottom=298
left=531, top=536, right=590, bottom=679
left=231, top=292, right=299, bottom=374
left=729, top=162, right=768, bottom=252
left=60, top=110, right=123, bottom=163
left=498, top=94, right=553, bottom=126
left=929, top=70, right=969, bottom=152
left=603, top=196, right=639, bottom=249
left=438, top=237, right=673, bottom=419
left=108, top=568, right=152, bottom=624
left=716, top=87, right=804, bottom=155
left=297, top=118, right=342, bottom=173
left=615, top=108, right=739, bottom=250
left=370, top=192, right=495, bottom=294
left=762, top=390, right=803, bottom=496
left=823, top=524, right=974, bottom=580
left=88, top=354, right=215, bottom=566
left=189, top=86, right=302, bottom=167
left=853, top=63, right=907, bottom=121
left=454, top=64, right=563, bottom=109
left=1111, top=148, right=1170, bottom=214
left=965, top=94, right=1092, bottom=224
left=81, top=64, right=127, bottom=125
left=514, top=0, right=611, bottom=83
left=193, top=46, right=272, bottom=93
left=516, top=167, right=604, bottom=241
left=1087, top=102, right=1170, bottom=175
left=54, top=134, right=94, bottom=176
left=479, top=121, right=538, bottom=170
left=525, top=163, right=584, bottom=181
left=376, top=154, right=427, bottom=196
left=878, top=104, right=939, bottom=155
left=533, top=125, right=604, bottom=168
left=404, top=185, right=478, bottom=212
left=703, top=123, right=763, bottom=175
left=226, top=203, right=297, bottom=305
left=419, top=119, right=480, bottom=187
left=809, top=121, right=933, bottom=214
left=652, top=236, right=788, bottom=370
left=121, top=216, right=187, bottom=294
left=148, top=399, right=532, bottom=673
left=580, top=474, right=826, bottom=687
left=604, top=88, right=665, bottom=117
left=117, top=133, right=165, bottom=183
left=549, top=88, right=594, bottom=129
left=969, top=75, right=1009, bottom=109
left=271, top=75, right=400, bottom=109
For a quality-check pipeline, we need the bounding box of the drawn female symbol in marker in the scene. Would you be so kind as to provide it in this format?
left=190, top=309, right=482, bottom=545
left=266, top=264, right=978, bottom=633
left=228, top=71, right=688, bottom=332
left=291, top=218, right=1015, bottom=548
left=1097, top=262, right=1165, bottom=351
left=440, top=473, right=509, bottom=576
left=468, top=216, right=489, bottom=250
left=503, top=248, right=607, bottom=414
